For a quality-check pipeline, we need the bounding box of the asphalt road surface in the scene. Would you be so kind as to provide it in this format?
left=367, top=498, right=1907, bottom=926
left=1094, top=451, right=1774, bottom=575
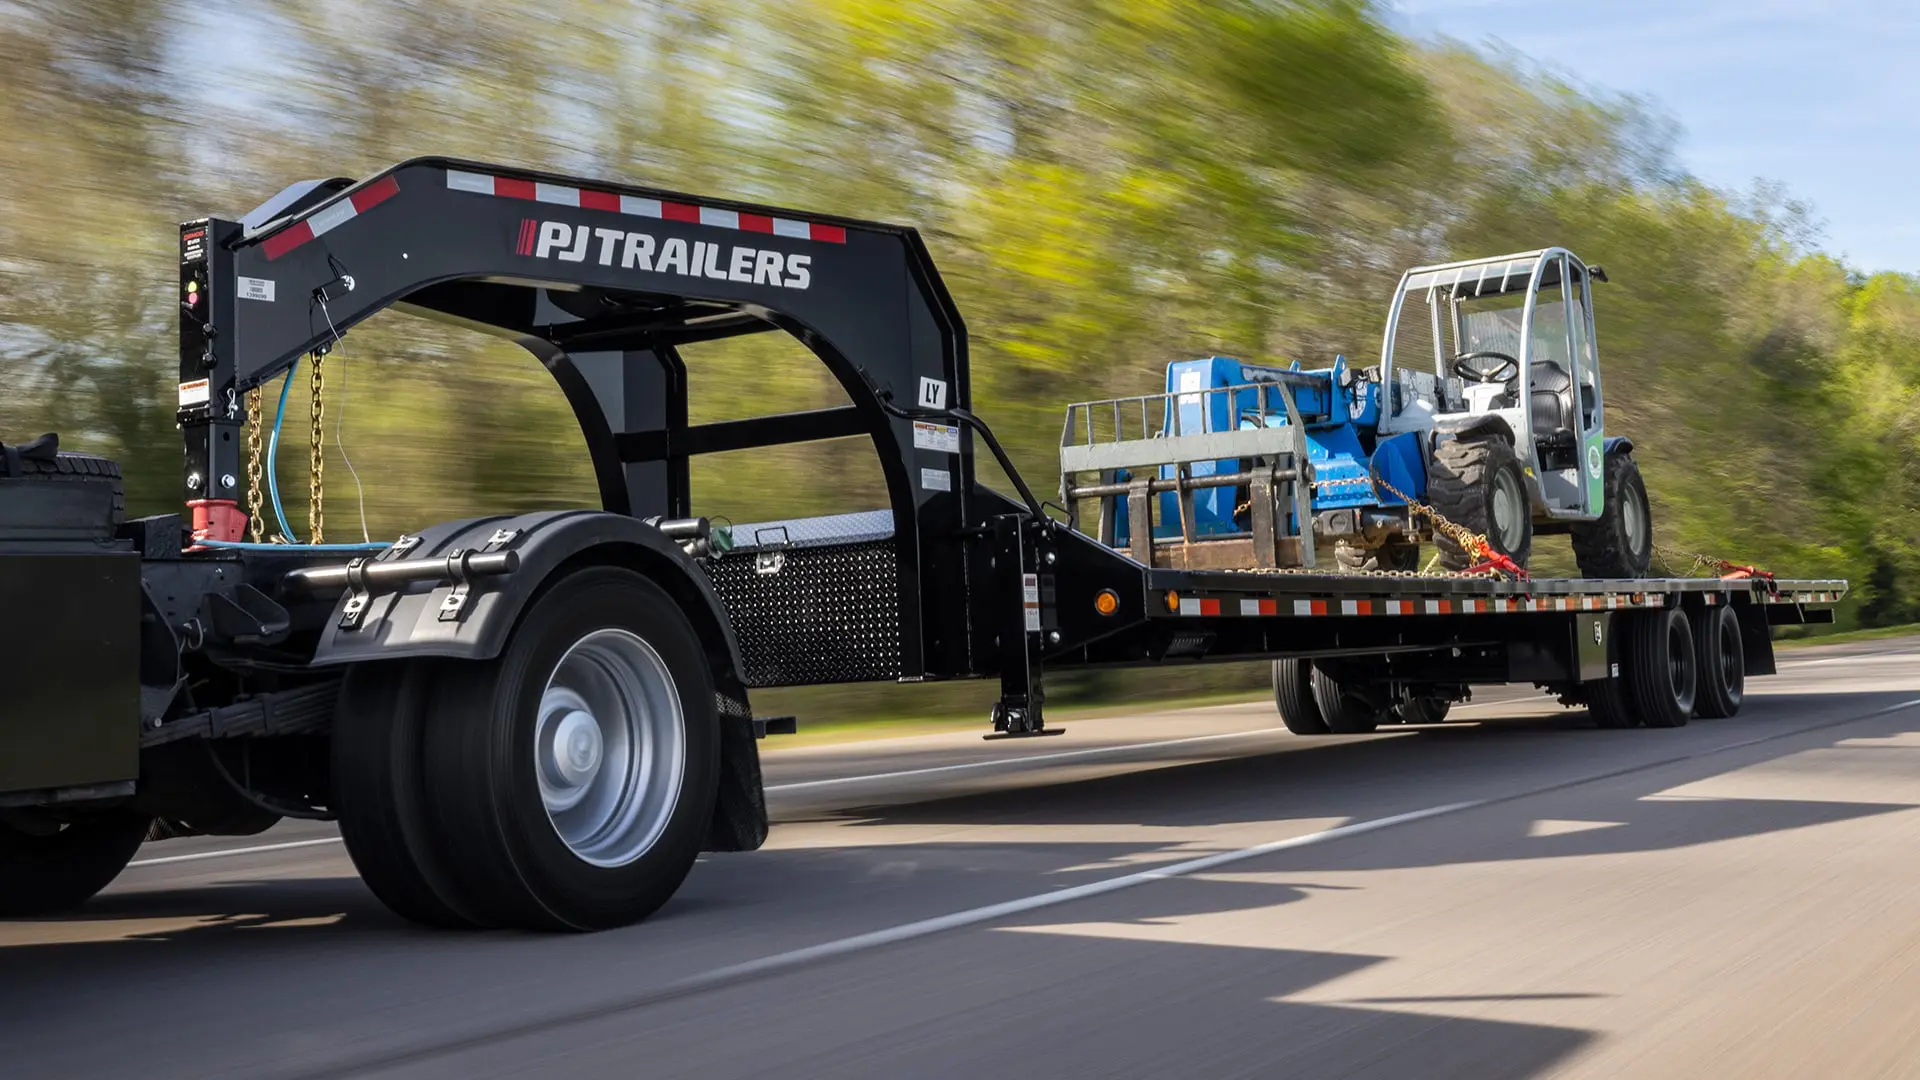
left=6, top=639, right=1920, bottom=1079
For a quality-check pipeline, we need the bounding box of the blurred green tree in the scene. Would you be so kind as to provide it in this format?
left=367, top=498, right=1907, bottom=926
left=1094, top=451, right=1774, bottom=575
left=0, top=0, right=1908, bottom=639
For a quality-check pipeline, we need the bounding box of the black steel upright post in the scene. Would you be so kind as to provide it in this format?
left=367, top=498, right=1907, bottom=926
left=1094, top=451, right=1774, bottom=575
left=987, top=514, right=1063, bottom=739
left=177, top=218, right=245, bottom=541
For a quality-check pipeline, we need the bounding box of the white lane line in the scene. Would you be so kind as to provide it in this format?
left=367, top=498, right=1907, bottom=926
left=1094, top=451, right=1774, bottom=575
left=298, top=694, right=1920, bottom=1080
left=740, top=702, right=1920, bottom=979
left=289, top=801, right=1476, bottom=1080
left=766, top=727, right=1292, bottom=793
left=128, top=837, right=342, bottom=868
left=122, top=650, right=1913, bottom=869
left=766, top=696, right=1526, bottom=794
left=124, top=715, right=1483, bottom=868
left=689, top=803, right=1477, bottom=966
left=109, top=696, right=1541, bottom=866
left=1782, top=648, right=1919, bottom=667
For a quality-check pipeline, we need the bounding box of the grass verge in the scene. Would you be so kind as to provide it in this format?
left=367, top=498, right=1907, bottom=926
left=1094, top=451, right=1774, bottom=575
left=767, top=688, right=1273, bottom=748
left=1773, top=623, right=1920, bottom=649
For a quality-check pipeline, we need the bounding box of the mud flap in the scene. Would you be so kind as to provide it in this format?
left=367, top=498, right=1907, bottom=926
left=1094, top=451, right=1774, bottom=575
left=705, top=677, right=769, bottom=852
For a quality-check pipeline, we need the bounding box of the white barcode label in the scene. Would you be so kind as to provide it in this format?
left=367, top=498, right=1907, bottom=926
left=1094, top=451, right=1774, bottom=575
left=921, top=467, right=951, bottom=492
left=237, top=276, right=276, bottom=302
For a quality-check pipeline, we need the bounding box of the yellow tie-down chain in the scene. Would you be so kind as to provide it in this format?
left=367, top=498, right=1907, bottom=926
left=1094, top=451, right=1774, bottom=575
left=1362, top=472, right=1522, bottom=577
left=244, top=387, right=266, bottom=542
left=236, top=355, right=330, bottom=545
left=1223, top=472, right=1512, bottom=579
left=1652, top=542, right=1777, bottom=592
left=308, top=352, right=326, bottom=544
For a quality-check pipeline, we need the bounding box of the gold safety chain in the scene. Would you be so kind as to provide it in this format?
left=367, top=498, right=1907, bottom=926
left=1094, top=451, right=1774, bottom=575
left=1653, top=544, right=1728, bottom=576
left=244, top=387, right=266, bottom=542
left=307, top=351, right=325, bottom=544
left=1222, top=471, right=1515, bottom=579
left=1368, top=472, right=1505, bottom=572
left=1653, top=542, right=1777, bottom=591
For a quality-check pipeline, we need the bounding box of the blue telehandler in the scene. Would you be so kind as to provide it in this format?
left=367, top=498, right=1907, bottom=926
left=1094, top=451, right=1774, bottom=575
left=1059, top=247, right=1653, bottom=578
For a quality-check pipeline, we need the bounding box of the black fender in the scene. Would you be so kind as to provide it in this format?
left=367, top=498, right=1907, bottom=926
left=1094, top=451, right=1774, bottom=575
left=1432, top=412, right=1518, bottom=446
left=308, top=510, right=766, bottom=852
left=1428, top=414, right=1550, bottom=511
left=1603, top=435, right=1635, bottom=456
left=308, top=509, right=744, bottom=678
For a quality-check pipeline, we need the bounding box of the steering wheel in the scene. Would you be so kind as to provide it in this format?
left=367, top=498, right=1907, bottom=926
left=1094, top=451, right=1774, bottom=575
left=1450, top=350, right=1519, bottom=384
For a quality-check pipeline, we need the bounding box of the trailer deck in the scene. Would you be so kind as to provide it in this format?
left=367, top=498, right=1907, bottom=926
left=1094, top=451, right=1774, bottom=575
left=0, top=155, right=1849, bottom=930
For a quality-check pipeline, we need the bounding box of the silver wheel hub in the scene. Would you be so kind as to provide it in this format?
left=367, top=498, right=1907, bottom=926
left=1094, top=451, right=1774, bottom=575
left=534, top=628, right=686, bottom=868
left=539, top=695, right=604, bottom=808
left=1492, top=475, right=1524, bottom=551
left=1623, top=487, right=1647, bottom=551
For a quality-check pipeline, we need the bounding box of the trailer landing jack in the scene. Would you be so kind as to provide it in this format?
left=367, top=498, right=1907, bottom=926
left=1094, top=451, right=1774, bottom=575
left=985, top=515, right=1065, bottom=740
left=986, top=696, right=1062, bottom=740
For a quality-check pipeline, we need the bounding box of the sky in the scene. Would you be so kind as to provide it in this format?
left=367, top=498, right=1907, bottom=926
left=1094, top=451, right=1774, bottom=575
left=1388, top=0, right=1920, bottom=273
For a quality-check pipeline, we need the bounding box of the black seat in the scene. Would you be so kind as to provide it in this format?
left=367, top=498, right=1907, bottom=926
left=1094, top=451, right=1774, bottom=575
left=1529, top=360, right=1575, bottom=449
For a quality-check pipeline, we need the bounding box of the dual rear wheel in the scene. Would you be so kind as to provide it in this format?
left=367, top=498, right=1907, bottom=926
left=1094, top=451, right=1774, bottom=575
left=1271, top=659, right=1452, bottom=736
left=332, top=567, right=720, bottom=932
left=1274, top=603, right=1748, bottom=736
left=1590, top=604, right=1744, bottom=729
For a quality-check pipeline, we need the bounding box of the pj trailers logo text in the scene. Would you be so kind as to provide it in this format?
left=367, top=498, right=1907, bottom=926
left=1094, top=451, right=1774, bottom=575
left=516, top=219, right=813, bottom=290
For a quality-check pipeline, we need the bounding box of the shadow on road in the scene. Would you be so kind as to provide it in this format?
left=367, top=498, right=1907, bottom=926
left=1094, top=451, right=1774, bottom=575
left=0, top=690, right=1912, bottom=1079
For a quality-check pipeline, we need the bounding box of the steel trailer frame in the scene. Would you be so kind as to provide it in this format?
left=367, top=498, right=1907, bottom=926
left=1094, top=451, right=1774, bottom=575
left=6, top=157, right=1849, bottom=820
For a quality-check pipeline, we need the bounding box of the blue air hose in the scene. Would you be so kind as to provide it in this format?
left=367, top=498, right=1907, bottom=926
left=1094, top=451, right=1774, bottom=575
left=265, top=360, right=298, bottom=540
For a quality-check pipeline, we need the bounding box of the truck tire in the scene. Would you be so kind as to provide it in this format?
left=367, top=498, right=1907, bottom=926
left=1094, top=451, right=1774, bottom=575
left=0, top=441, right=125, bottom=541
left=1571, top=452, right=1653, bottom=578
left=1272, top=659, right=1330, bottom=735
left=1393, top=696, right=1451, bottom=724
left=1691, top=604, right=1745, bottom=719
left=0, top=808, right=151, bottom=915
left=332, top=661, right=480, bottom=929
left=417, top=567, right=720, bottom=932
left=1334, top=540, right=1420, bottom=573
left=1584, top=675, right=1637, bottom=728
left=1310, top=667, right=1383, bottom=734
left=1428, top=436, right=1532, bottom=572
left=1620, top=608, right=1697, bottom=728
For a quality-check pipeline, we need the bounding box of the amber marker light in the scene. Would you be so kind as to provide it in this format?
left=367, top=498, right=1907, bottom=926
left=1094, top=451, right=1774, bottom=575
left=1163, top=590, right=1180, bottom=613
left=1094, top=589, right=1120, bottom=616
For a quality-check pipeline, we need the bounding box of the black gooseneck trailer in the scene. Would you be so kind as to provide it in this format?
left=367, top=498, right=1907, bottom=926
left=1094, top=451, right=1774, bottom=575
left=0, top=158, right=1846, bottom=929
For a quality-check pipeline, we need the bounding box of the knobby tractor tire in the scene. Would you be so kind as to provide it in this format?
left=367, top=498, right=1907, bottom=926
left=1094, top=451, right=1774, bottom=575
left=1571, top=452, right=1654, bottom=578
left=1427, top=436, right=1532, bottom=572
left=1620, top=608, right=1698, bottom=728
left=0, top=809, right=152, bottom=916
left=416, top=567, right=720, bottom=932
left=1691, top=604, right=1745, bottom=719
left=1309, top=667, right=1383, bottom=734
left=1334, top=540, right=1421, bottom=573
left=1393, top=696, right=1452, bottom=725
left=332, top=659, right=481, bottom=929
left=1272, top=659, right=1330, bottom=735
